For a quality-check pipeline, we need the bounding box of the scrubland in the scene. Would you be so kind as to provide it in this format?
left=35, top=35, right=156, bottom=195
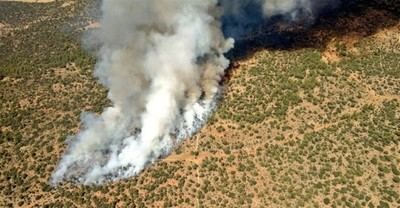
left=0, top=1, right=399, bottom=207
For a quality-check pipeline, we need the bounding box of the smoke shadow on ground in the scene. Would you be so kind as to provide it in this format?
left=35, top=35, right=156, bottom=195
left=224, top=3, right=400, bottom=74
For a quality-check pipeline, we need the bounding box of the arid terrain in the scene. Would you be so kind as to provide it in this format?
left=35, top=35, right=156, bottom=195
left=0, top=0, right=399, bottom=207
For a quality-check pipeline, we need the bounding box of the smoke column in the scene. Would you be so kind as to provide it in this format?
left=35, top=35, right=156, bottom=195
left=52, top=0, right=339, bottom=184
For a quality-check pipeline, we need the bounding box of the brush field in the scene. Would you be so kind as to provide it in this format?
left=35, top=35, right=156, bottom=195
left=0, top=0, right=399, bottom=207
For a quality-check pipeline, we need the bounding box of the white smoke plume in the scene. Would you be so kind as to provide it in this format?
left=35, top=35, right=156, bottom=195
left=222, top=0, right=312, bottom=17
left=262, top=0, right=311, bottom=17
left=52, top=0, right=338, bottom=184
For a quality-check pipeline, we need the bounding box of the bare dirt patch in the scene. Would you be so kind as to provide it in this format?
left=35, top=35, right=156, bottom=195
left=322, top=40, right=341, bottom=64
left=84, top=21, right=100, bottom=30
left=61, top=1, right=74, bottom=7
left=0, top=22, right=11, bottom=37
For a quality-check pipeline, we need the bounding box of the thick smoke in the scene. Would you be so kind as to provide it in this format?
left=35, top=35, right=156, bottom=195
left=52, top=0, right=339, bottom=185
left=220, top=0, right=340, bottom=39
